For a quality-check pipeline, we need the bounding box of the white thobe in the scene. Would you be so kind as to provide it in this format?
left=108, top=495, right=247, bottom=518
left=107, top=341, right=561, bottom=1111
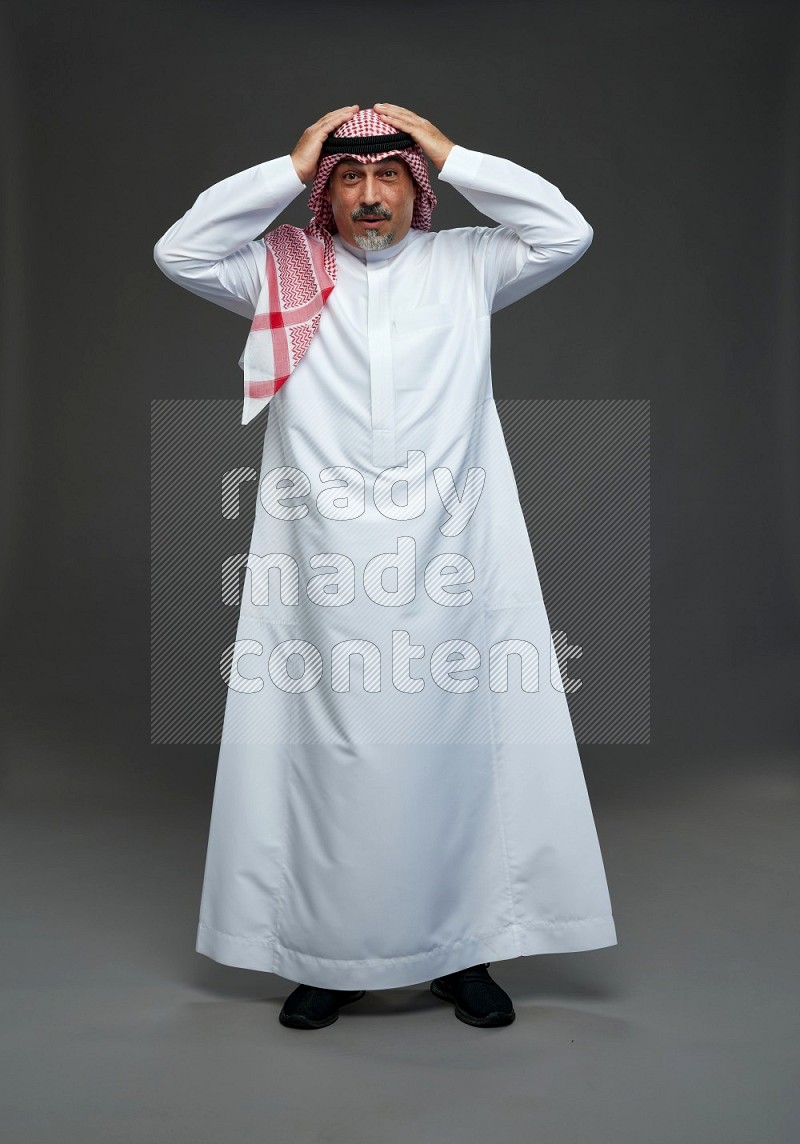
left=154, top=144, right=617, bottom=989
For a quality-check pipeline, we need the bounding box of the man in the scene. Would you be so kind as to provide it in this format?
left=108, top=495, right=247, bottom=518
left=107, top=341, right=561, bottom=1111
left=154, top=104, right=617, bottom=1031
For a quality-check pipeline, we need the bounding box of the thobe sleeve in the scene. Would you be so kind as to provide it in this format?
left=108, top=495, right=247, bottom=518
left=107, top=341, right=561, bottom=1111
left=437, top=144, right=593, bottom=314
left=152, top=155, right=307, bottom=319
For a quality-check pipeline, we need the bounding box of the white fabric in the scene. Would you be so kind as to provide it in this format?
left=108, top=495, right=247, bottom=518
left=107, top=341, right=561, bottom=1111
left=154, top=145, right=617, bottom=989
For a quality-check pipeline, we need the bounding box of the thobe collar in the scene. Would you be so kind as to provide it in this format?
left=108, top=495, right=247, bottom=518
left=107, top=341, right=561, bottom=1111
left=334, top=227, right=422, bottom=264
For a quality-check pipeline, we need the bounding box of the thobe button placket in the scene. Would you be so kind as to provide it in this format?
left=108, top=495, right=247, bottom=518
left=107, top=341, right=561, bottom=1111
left=366, top=259, right=396, bottom=468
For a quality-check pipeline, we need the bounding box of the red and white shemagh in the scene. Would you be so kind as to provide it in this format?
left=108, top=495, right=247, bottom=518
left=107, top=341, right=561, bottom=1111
left=239, top=109, right=437, bottom=425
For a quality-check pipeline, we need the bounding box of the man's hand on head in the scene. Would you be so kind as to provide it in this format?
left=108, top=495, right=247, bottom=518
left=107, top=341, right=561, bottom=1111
left=290, top=106, right=360, bottom=184
left=372, top=104, right=455, bottom=172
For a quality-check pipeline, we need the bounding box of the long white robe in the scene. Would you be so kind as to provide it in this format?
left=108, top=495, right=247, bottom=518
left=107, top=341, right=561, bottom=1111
left=154, top=144, right=617, bottom=989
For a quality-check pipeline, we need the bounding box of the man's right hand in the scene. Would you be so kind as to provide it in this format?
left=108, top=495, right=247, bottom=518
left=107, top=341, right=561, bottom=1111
left=290, top=106, right=360, bottom=184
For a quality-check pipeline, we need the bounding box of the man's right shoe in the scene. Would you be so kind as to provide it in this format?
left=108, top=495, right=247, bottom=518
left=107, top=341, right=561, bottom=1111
left=278, top=984, right=366, bottom=1029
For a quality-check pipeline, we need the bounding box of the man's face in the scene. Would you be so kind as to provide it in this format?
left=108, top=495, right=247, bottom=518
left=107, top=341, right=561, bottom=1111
left=324, top=157, right=417, bottom=251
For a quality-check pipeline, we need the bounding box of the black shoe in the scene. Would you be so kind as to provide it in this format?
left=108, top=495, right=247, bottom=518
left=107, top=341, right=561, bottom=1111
left=278, top=984, right=366, bottom=1029
left=430, top=962, right=515, bottom=1028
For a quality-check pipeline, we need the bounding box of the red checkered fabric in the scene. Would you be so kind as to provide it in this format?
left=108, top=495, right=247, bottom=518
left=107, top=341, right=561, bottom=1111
left=239, top=109, right=437, bottom=425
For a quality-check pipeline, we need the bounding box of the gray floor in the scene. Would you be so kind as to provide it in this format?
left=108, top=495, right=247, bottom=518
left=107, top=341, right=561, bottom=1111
left=2, top=724, right=798, bottom=1143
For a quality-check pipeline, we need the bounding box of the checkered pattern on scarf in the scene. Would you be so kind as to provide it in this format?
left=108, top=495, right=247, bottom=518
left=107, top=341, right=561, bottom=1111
left=239, top=109, right=437, bottom=426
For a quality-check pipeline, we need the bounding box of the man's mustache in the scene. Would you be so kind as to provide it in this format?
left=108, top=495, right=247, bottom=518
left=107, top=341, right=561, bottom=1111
left=351, top=206, right=392, bottom=220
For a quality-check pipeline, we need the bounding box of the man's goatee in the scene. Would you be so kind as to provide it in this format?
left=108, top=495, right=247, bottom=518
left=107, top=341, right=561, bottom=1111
left=353, top=230, right=396, bottom=251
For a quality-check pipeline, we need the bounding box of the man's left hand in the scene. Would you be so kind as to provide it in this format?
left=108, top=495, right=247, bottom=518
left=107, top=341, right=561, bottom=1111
left=373, top=104, right=455, bottom=171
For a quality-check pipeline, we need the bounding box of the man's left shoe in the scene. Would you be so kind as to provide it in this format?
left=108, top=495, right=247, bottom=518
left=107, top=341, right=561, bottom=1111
left=430, top=962, right=516, bottom=1027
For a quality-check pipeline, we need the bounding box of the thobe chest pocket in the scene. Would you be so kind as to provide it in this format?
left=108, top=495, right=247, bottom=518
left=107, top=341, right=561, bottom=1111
left=391, top=303, right=455, bottom=389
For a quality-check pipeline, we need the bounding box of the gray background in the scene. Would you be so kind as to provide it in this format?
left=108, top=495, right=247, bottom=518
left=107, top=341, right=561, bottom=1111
left=1, top=1, right=798, bottom=1141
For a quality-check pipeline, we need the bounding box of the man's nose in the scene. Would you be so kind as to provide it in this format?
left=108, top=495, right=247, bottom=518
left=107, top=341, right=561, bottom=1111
left=360, top=176, right=383, bottom=203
